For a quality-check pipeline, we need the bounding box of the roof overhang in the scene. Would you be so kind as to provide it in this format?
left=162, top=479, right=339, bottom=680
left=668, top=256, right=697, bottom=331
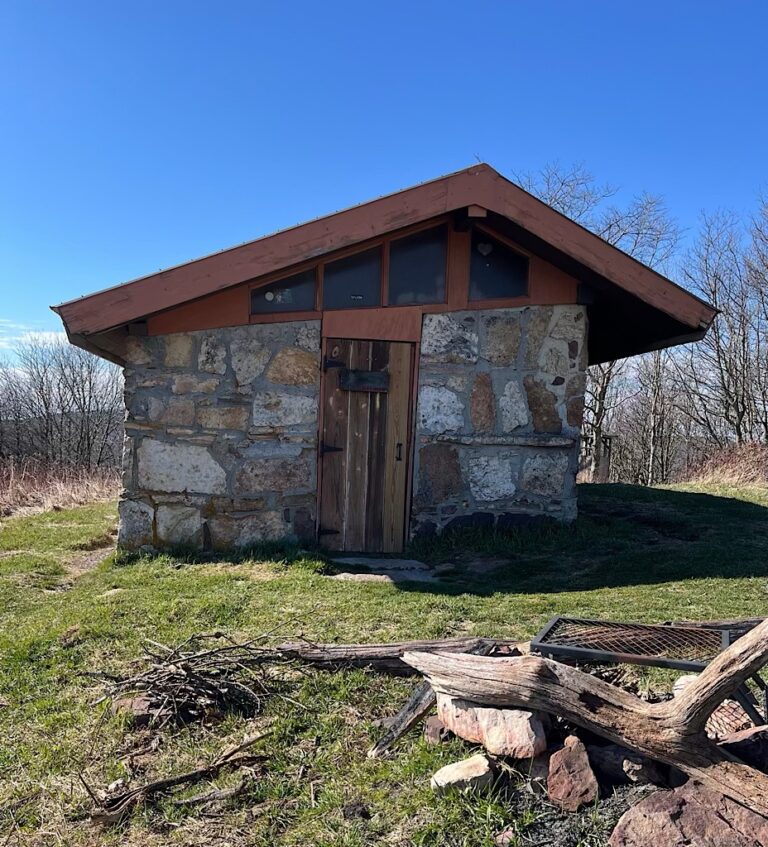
left=52, top=163, right=716, bottom=359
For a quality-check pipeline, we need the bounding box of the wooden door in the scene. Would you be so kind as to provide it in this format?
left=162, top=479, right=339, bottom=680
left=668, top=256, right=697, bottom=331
left=318, top=338, right=414, bottom=553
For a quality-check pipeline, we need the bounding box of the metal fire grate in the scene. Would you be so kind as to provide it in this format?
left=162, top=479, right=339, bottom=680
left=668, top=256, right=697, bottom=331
left=531, top=616, right=729, bottom=671
left=531, top=616, right=767, bottom=732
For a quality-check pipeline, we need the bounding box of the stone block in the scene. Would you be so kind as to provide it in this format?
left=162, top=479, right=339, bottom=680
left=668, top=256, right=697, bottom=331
left=295, top=322, right=321, bottom=351
left=163, top=334, right=195, bottom=368
left=436, top=693, right=547, bottom=757
left=417, top=385, right=463, bottom=433
left=468, top=455, right=517, bottom=501
left=123, top=336, right=154, bottom=367
left=421, top=313, right=478, bottom=363
left=137, top=439, right=227, bottom=494
left=266, top=347, right=318, bottom=385
left=470, top=373, right=496, bottom=431
left=523, top=306, right=553, bottom=368
left=416, top=443, right=462, bottom=504
left=230, top=332, right=270, bottom=385
left=235, top=457, right=313, bottom=493
left=524, top=376, right=561, bottom=434
left=117, top=499, right=154, bottom=549
left=198, top=335, right=227, bottom=374
left=520, top=452, right=570, bottom=499
left=196, top=405, right=250, bottom=431
left=207, top=511, right=288, bottom=548
left=482, top=313, right=521, bottom=365
left=498, top=380, right=528, bottom=431
left=172, top=374, right=220, bottom=395
left=155, top=504, right=202, bottom=547
left=148, top=397, right=196, bottom=426
left=252, top=392, right=317, bottom=427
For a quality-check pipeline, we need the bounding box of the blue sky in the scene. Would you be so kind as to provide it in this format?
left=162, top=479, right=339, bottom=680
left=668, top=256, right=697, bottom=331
left=1, top=1, right=766, bottom=351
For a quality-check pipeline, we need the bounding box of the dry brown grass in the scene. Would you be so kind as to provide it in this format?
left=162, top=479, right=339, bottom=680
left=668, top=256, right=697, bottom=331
left=687, top=443, right=768, bottom=486
left=0, top=457, right=120, bottom=517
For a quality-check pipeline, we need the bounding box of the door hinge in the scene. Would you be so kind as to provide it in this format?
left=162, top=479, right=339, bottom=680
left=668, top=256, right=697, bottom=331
left=320, top=442, right=343, bottom=457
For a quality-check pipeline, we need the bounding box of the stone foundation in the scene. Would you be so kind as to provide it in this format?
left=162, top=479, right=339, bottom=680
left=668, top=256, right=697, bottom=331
left=410, top=305, right=587, bottom=536
left=118, top=321, right=320, bottom=550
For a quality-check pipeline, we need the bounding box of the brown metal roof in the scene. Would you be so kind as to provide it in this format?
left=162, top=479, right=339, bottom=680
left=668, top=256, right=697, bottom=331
left=52, top=163, right=716, bottom=342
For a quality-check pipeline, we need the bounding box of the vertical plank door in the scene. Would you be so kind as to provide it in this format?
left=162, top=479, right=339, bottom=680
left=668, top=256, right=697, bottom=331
left=318, top=338, right=414, bottom=553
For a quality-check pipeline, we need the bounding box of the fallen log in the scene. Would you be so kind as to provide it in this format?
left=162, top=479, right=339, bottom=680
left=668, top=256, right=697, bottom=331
left=275, top=636, right=522, bottom=675
left=404, top=617, right=768, bottom=817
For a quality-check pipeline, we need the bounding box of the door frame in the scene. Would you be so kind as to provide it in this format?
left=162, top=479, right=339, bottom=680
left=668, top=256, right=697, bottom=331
left=315, top=326, right=421, bottom=553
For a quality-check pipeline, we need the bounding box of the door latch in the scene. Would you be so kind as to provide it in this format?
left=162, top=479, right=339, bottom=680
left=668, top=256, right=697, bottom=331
left=395, top=442, right=403, bottom=462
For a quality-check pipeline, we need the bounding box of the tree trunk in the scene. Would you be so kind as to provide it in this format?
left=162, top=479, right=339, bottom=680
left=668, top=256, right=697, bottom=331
left=404, top=618, right=768, bottom=816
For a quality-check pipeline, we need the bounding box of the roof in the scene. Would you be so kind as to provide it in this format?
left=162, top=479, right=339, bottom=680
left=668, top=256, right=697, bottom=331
left=52, top=163, right=716, bottom=361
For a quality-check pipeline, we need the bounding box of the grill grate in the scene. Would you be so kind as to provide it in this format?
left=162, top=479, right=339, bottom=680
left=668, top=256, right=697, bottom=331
left=532, top=616, right=727, bottom=670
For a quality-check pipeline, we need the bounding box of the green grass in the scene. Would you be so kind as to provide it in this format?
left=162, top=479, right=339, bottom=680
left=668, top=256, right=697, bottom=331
left=2, top=482, right=768, bottom=845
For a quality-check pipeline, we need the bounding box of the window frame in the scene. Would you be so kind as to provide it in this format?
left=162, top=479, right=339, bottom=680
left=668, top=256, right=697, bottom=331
left=468, top=224, right=531, bottom=303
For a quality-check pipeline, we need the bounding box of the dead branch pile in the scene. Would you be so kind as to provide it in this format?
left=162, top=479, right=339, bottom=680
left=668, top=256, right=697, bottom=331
left=103, top=632, right=290, bottom=726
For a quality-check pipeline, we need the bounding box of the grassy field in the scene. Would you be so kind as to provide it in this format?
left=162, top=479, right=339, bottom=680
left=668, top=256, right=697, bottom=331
left=2, top=482, right=768, bottom=846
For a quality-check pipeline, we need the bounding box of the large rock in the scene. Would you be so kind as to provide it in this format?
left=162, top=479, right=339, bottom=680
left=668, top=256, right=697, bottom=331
left=117, top=499, right=154, bottom=549
left=520, top=452, right=570, bottom=499
left=430, top=753, right=495, bottom=793
left=608, top=782, right=768, bottom=846
left=423, top=716, right=453, bottom=745
left=435, top=693, right=547, bottom=758
left=230, top=332, right=271, bottom=385
left=421, top=313, right=478, bottom=363
left=498, top=380, right=528, bottom=431
left=482, top=313, right=522, bottom=365
left=547, top=735, right=599, bottom=811
left=470, top=373, right=496, bottom=432
left=137, top=439, right=227, bottom=494
left=198, top=335, right=227, bottom=374
left=523, top=375, right=562, bottom=434
left=266, top=347, right=318, bottom=386
left=235, top=457, right=313, bottom=494
left=155, top=504, right=202, bottom=546
left=252, top=392, right=317, bottom=427
left=417, top=385, right=464, bottom=433
left=468, top=455, right=517, bottom=502
left=416, top=443, right=462, bottom=504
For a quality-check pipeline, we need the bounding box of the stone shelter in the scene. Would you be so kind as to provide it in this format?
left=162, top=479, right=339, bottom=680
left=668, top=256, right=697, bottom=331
left=53, top=164, right=716, bottom=553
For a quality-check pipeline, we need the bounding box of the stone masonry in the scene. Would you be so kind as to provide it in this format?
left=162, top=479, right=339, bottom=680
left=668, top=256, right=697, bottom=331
left=118, top=321, right=320, bottom=550
left=411, top=305, right=587, bottom=536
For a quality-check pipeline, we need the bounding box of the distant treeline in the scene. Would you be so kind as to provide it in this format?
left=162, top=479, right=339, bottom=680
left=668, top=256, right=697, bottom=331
left=0, top=337, right=123, bottom=468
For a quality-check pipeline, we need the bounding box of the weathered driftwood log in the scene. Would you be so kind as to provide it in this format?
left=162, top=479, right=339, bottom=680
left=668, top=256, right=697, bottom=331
left=404, top=618, right=768, bottom=816
left=275, top=636, right=521, bottom=675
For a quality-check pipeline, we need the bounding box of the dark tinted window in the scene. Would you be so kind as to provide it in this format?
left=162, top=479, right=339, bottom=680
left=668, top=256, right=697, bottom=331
left=469, top=230, right=528, bottom=301
left=388, top=226, right=447, bottom=305
left=251, top=269, right=316, bottom=314
left=323, top=248, right=381, bottom=309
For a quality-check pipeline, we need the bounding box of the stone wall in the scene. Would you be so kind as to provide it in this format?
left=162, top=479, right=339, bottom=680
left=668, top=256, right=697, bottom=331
left=118, top=321, right=321, bottom=550
left=411, top=306, right=587, bottom=536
